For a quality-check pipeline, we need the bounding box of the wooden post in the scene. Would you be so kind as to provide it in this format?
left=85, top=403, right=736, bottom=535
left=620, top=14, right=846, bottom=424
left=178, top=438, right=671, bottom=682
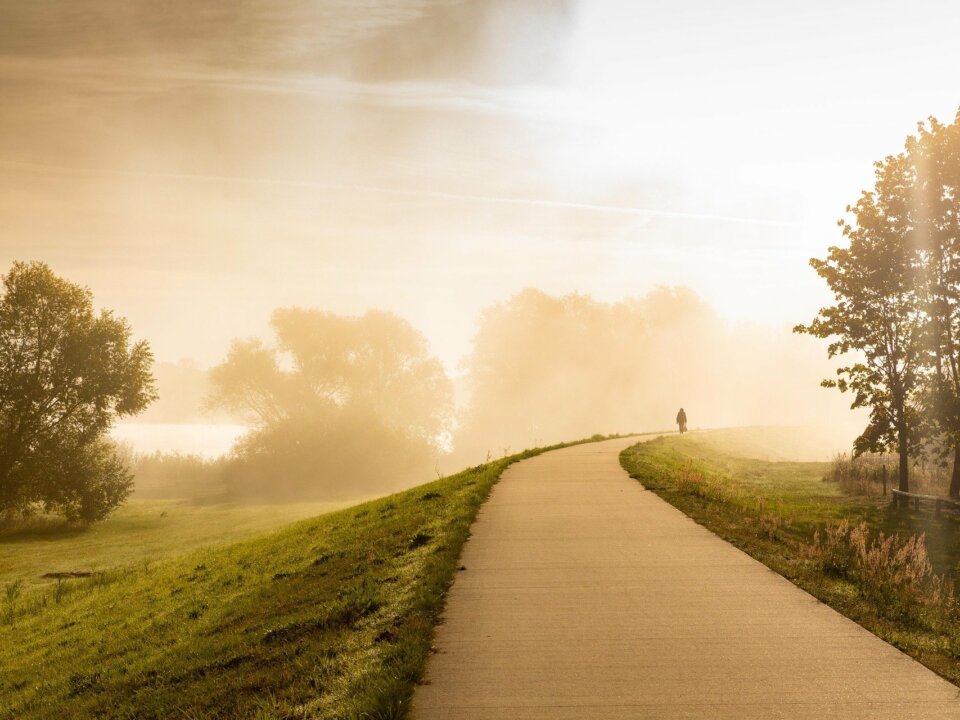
left=915, top=496, right=921, bottom=511
left=936, top=499, right=942, bottom=516
left=882, top=465, right=887, bottom=497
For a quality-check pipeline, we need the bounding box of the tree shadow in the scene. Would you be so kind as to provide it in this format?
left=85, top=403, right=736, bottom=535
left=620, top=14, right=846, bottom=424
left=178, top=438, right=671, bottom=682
left=0, top=516, right=91, bottom=543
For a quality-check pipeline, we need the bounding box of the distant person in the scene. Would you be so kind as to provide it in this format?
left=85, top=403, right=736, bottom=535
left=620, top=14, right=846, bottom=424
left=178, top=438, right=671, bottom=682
left=676, top=407, right=687, bottom=435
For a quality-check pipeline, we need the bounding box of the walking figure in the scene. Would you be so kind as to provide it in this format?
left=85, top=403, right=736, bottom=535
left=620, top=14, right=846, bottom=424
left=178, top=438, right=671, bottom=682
left=676, top=407, right=687, bottom=435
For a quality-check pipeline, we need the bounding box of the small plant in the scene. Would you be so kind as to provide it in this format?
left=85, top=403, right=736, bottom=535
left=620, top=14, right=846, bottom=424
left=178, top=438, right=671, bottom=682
left=674, top=461, right=707, bottom=496
left=186, top=595, right=209, bottom=620
left=249, top=692, right=284, bottom=720
left=755, top=498, right=788, bottom=541
left=3, top=579, right=23, bottom=624
left=5, top=579, right=23, bottom=604
left=805, top=520, right=856, bottom=577
left=758, top=512, right=783, bottom=541
left=336, top=577, right=381, bottom=622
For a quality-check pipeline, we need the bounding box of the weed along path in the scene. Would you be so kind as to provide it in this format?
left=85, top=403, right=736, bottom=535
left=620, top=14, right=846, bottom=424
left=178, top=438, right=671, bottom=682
left=410, top=437, right=960, bottom=719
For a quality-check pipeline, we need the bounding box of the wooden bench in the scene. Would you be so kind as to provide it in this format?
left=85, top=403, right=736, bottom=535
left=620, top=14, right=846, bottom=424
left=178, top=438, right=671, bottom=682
left=891, top=489, right=960, bottom=515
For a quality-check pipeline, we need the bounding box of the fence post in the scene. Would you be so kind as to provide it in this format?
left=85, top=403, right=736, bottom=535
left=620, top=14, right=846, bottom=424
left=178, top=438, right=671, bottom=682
left=882, top=465, right=887, bottom=497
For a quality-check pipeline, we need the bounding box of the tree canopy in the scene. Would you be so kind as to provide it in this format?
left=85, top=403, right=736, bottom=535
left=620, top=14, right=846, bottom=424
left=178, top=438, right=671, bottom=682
left=0, top=261, right=156, bottom=521
left=207, top=308, right=453, bottom=500
left=798, top=108, right=960, bottom=494
left=908, top=112, right=960, bottom=494
left=209, top=308, right=452, bottom=437
left=456, top=287, right=833, bottom=462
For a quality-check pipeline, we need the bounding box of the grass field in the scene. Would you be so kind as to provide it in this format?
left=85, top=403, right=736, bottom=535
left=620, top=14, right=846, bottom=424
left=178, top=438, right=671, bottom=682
left=0, top=500, right=349, bottom=597
left=621, top=430, right=960, bottom=686
left=0, top=438, right=613, bottom=719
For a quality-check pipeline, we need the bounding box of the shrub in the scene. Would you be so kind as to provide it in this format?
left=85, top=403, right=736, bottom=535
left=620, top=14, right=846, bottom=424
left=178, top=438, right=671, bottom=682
left=806, top=521, right=955, bottom=621
left=131, top=452, right=228, bottom=502
left=755, top=497, right=787, bottom=540
left=806, top=520, right=856, bottom=577
left=673, top=461, right=708, bottom=496
left=3, top=579, right=23, bottom=625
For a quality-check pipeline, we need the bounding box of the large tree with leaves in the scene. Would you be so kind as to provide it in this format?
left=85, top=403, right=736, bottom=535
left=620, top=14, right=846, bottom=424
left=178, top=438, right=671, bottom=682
left=0, top=262, right=156, bottom=521
left=908, top=111, right=960, bottom=495
left=796, top=152, right=925, bottom=493
left=207, top=308, right=452, bottom=499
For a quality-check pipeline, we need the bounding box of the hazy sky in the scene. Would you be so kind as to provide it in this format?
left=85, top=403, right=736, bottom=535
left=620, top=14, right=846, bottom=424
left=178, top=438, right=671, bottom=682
left=2, top=0, right=959, bottom=370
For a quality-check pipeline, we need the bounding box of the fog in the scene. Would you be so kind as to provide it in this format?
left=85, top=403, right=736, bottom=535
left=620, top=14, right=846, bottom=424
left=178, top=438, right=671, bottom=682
left=108, top=286, right=862, bottom=502
left=4, top=0, right=952, bottom=499
left=111, top=423, right=246, bottom=460
left=5, top=1, right=960, bottom=372
left=454, top=287, right=860, bottom=463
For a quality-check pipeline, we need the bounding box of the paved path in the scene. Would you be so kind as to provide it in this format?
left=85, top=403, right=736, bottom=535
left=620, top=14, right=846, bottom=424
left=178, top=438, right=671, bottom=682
left=411, top=437, right=960, bottom=719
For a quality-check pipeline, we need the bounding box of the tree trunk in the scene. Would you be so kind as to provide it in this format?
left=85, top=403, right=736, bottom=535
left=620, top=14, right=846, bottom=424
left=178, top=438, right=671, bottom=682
left=950, top=442, right=960, bottom=499
left=897, top=423, right=910, bottom=493
left=0, top=455, right=14, bottom=512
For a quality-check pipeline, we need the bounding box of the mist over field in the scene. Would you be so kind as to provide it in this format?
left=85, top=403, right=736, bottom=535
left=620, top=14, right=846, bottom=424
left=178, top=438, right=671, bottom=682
left=455, top=286, right=858, bottom=462
left=106, top=284, right=861, bottom=505
left=3, top=0, right=955, bottom=502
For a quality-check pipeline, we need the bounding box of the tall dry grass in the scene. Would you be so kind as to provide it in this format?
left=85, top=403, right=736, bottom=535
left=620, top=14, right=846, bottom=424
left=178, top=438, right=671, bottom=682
left=805, top=520, right=956, bottom=623
left=828, top=452, right=951, bottom=497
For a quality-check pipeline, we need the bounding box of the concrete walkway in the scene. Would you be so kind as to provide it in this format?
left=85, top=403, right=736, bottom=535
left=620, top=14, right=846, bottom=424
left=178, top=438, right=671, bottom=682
left=411, top=437, right=960, bottom=719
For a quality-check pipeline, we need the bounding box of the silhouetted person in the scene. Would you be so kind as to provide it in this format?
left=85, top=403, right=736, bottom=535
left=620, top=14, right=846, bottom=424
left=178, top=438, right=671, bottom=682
left=676, top=407, right=687, bottom=435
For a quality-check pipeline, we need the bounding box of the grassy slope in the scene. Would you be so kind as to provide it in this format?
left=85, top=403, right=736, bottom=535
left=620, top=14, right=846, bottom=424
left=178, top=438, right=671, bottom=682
left=621, top=431, right=960, bottom=686
left=0, top=438, right=613, bottom=720
left=0, top=500, right=348, bottom=595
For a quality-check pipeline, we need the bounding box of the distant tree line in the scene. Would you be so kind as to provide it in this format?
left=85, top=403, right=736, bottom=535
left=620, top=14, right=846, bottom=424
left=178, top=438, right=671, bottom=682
left=797, top=109, right=960, bottom=496
left=0, top=261, right=847, bottom=519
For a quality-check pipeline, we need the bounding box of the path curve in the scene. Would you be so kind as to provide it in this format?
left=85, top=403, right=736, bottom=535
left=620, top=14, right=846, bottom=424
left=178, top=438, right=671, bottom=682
left=411, top=437, right=960, bottom=719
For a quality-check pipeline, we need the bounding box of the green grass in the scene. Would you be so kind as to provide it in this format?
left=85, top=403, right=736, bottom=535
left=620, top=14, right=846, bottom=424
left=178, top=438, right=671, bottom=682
left=0, top=500, right=349, bottom=597
left=621, top=430, right=960, bottom=686
left=0, top=437, right=618, bottom=719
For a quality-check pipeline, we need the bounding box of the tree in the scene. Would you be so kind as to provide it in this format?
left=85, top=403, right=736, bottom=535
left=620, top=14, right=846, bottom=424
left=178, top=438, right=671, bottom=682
left=207, top=308, right=453, bottom=499
left=0, top=262, right=156, bottom=521
left=908, top=111, right=960, bottom=496
left=455, top=286, right=830, bottom=465
left=795, top=152, right=925, bottom=493
left=210, top=308, right=452, bottom=436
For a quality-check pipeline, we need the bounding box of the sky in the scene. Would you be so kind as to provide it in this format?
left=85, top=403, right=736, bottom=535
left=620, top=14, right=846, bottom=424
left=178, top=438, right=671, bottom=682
left=2, top=0, right=959, bottom=371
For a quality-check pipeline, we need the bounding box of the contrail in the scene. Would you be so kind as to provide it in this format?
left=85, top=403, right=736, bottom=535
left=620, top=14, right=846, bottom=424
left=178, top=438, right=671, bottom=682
left=0, top=158, right=791, bottom=227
